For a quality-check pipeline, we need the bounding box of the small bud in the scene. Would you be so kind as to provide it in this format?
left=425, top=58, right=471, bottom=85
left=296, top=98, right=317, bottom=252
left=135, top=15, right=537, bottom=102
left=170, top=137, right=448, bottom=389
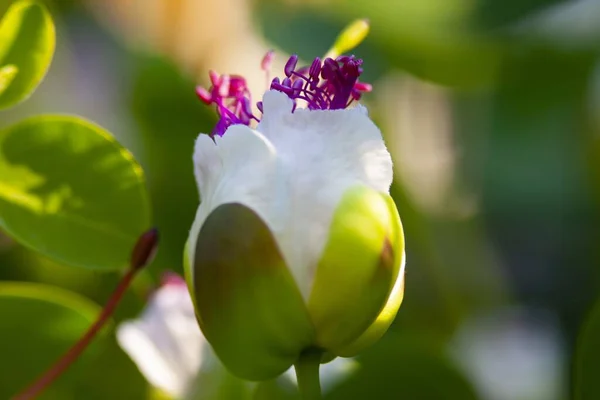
left=130, top=228, right=159, bottom=270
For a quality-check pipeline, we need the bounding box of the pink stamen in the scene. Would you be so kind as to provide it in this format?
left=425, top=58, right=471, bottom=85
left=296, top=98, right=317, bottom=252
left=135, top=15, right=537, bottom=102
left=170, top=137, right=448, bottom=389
left=196, top=51, right=371, bottom=136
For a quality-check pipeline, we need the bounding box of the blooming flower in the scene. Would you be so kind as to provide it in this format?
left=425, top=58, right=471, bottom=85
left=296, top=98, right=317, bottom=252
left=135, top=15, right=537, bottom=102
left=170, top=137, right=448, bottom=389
left=186, top=53, right=406, bottom=381
left=117, top=273, right=358, bottom=399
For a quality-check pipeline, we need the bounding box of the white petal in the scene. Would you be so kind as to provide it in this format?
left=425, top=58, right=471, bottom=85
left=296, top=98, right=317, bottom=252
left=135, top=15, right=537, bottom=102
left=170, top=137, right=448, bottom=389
left=257, top=90, right=393, bottom=298
left=117, top=322, right=185, bottom=396
left=190, top=91, right=393, bottom=298
left=188, top=124, right=285, bottom=277
left=117, top=282, right=206, bottom=397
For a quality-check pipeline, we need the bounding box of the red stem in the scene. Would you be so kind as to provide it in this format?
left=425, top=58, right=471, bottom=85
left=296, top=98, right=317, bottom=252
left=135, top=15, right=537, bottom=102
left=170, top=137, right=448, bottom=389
left=12, top=269, right=137, bottom=400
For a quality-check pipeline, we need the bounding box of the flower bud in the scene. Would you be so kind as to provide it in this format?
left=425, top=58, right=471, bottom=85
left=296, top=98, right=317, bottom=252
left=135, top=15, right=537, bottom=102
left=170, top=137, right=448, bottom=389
left=186, top=57, right=405, bottom=381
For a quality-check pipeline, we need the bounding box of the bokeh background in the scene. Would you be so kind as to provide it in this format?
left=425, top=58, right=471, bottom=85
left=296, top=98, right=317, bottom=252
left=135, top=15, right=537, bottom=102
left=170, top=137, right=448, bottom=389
left=1, top=0, right=600, bottom=399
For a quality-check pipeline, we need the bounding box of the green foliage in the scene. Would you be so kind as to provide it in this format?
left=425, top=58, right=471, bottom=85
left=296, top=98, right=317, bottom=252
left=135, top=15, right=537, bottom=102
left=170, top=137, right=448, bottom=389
left=257, top=0, right=501, bottom=88
left=0, top=0, right=54, bottom=109
left=475, top=0, right=567, bottom=28
left=0, top=281, right=147, bottom=399
left=327, top=333, right=478, bottom=400
left=575, top=299, right=600, bottom=400
left=0, top=0, right=597, bottom=398
left=0, top=281, right=97, bottom=398
left=130, top=55, right=212, bottom=273
left=0, top=115, right=151, bottom=270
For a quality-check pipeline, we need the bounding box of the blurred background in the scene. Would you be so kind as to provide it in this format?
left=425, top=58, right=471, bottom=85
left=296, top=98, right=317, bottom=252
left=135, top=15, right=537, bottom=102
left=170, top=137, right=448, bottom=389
left=1, top=0, right=600, bottom=399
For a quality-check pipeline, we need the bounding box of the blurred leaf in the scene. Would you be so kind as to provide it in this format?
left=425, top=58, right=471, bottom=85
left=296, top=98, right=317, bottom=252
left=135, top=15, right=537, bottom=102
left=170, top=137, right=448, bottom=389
left=575, top=298, right=600, bottom=400
left=326, top=332, right=477, bottom=400
left=0, top=281, right=148, bottom=399
left=0, top=115, right=151, bottom=270
left=481, top=45, right=598, bottom=325
left=130, top=55, right=213, bottom=273
left=253, top=378, right=299, bottom=400
left=0, top=63, right=17, bottom=95
left=475, top=0, right=568, bottom=29
left=0, top=281, right=98, bottom=398
left=0, top=0, right=55, bottom=109
left=258, top=0, right=501, bottom=88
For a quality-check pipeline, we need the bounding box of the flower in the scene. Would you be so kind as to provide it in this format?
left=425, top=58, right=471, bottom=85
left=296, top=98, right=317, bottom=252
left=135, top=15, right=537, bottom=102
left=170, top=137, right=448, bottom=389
left=186, top=53, right=406, bottom=381
left=116, top=274, right=226, bottom=398
left=117, top=273, right=358, bottom=399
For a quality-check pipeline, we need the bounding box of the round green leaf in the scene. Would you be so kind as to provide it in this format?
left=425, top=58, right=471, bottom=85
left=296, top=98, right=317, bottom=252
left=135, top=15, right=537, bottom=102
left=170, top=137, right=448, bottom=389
left=575, top=298, right=600, bottom=400
left=0, top=282, right=148, bottom=399
left=0, top=0, right=55, bottom=109
left=0, top=281, right=98, bottom=399
left=0, top=115, right=151, bottom=270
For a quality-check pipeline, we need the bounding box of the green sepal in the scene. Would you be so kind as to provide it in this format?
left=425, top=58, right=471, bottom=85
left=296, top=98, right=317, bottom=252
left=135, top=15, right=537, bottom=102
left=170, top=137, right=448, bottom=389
left=336, top=193, right=405, bottom=356
left=308, top=186, right=404, bottom=355
left=193, top=203, right=315, bottom=381
left=182, top=239, right=195, bottom=303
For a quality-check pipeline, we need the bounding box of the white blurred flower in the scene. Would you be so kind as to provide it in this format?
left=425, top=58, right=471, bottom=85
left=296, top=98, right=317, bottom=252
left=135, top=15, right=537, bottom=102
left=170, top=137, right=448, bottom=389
left=117, top=274, right=208, bottom=398
left=450, top=308, right=566, bottom=400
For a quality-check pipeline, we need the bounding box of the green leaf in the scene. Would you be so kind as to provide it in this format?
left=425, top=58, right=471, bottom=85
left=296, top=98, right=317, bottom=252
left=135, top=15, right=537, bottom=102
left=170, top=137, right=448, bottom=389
left=0, top=281, right=148, bottom=399
left=0, top=281, right=98, bottom=398
left=0, top=0, right=55, bottom=109
left=575, top=298, right=600, bottom=400
left=257, top=0, right=501, bottom=88
left=0, top=64, right=18, bottom=95
left=130, top=55, right=213, bottom=273
left=0, top=115, right=151, bottom=270
left=475, top=0, right=567, bottom=29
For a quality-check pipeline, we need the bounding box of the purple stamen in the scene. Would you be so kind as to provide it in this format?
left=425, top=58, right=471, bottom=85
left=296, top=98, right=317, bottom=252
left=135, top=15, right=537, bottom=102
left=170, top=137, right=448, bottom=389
left=196, top=51, right=371, bottom=136
left=284, top=55, right=298, bottom=78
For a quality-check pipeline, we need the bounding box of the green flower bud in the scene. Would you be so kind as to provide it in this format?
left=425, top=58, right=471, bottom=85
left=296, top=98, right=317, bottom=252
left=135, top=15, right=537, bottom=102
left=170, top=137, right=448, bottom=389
left=185, top=90, right=405, bottom=381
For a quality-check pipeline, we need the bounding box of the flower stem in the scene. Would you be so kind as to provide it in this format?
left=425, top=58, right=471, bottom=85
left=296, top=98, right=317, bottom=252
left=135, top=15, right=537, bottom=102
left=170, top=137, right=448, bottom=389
left=12, top=228, right=159, bottom=400
left=294, top=348, right=323, bottom=400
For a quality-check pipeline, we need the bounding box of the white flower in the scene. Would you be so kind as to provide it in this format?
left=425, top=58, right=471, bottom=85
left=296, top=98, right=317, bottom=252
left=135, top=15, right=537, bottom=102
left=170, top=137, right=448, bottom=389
left=116, top=276, right=207, bottom=398
left=186, top=54, right=406, bottom=381
left=189, top=89, right=394, bottom=298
